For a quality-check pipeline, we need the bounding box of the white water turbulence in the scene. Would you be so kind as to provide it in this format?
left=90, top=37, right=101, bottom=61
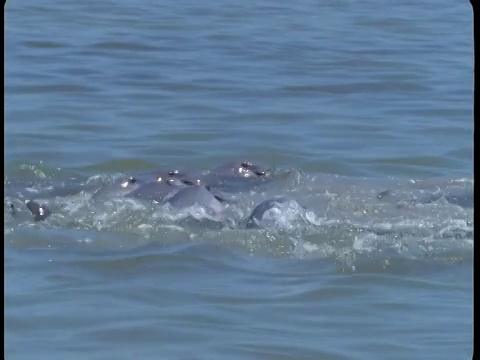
left=4, top=162, right=472, bottom=271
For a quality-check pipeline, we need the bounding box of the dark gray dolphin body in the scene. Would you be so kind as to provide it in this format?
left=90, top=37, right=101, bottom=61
left=210, top=161, right=271, bottom=178
left=6, top=170, right=203, bottom=221
left=92, top=167, right=201, bottom=200
left=91, top=176, right=146, bottom=201
left=125, top=179, right=185, bottom=203
left=201, top=161, right=273, bottom=192
left=111, top=166, right=207, bottom=203
left=246, top=197, right=291, bottom=229
left=133, top=168, right=201, bottom=185
left=245, top=197, right=309, bottom=230
left=26, top=200, right=52, bottom=221
left=5, top=177, right=94, bottom=222
left=7, top=200, right=52, bottom=222
left=165, top=185, right=226, bottom=214
left=4, top=161, right=277, bottom=223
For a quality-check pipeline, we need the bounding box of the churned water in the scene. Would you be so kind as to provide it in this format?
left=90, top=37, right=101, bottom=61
left=4, top=0, right=473, bottom=359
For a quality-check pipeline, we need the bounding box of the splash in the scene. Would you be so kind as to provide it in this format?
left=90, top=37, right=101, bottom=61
left=4, top=163, right=473, bottom=266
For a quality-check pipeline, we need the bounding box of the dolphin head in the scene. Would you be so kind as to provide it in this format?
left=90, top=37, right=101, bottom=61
left=120, top=176, right=139, bottom=189
left=165, top=169, right=203, bottom=186
left=238, top=161, right=271, bottom=178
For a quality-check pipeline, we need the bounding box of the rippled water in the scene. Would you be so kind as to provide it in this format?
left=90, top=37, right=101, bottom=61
left=4, top=0, right=473, bottom=359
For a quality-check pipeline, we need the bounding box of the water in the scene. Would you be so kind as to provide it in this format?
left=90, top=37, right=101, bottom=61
left=4, top=0, right=473, bottom=359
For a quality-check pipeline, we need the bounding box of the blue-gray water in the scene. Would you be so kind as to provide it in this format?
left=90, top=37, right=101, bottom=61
left=4, top=1, right=473, bottom=359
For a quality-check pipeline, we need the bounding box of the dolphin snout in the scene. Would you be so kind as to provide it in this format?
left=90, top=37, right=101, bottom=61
left=252, top=166, right=271, bottom=177
left=240, top=161, right=270, bottom=177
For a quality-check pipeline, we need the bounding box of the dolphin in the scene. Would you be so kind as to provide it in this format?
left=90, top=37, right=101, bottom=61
left=91, top=167, right=201, bottom=200
left=165, top=185, right=227, bottom=214
left=91, top=175, right=146, bottom=201
left=132, top=167, right=203, bottom=185
left=210, top=161, right=271, bottom=178
left=6, top=199, right=52, bottom=222
left=245, top=197, right=307, bottom=230
left=120, top=167, right=208, bottom=203
left=246, top=197, right=290, bottom=229
left=125, top=178, right=186, bottom=203
left=201, top=161, right=273, bottom=191
left=26, top=200, right=52, bottom=221
left=4, top=161, right=278, bottom=223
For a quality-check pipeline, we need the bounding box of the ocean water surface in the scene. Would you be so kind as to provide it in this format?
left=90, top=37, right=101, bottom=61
left=4, top=0, right=473, bottom=359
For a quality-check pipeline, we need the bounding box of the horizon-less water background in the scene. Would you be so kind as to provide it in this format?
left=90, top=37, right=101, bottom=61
left=4, top=1, right=473, bottom=359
